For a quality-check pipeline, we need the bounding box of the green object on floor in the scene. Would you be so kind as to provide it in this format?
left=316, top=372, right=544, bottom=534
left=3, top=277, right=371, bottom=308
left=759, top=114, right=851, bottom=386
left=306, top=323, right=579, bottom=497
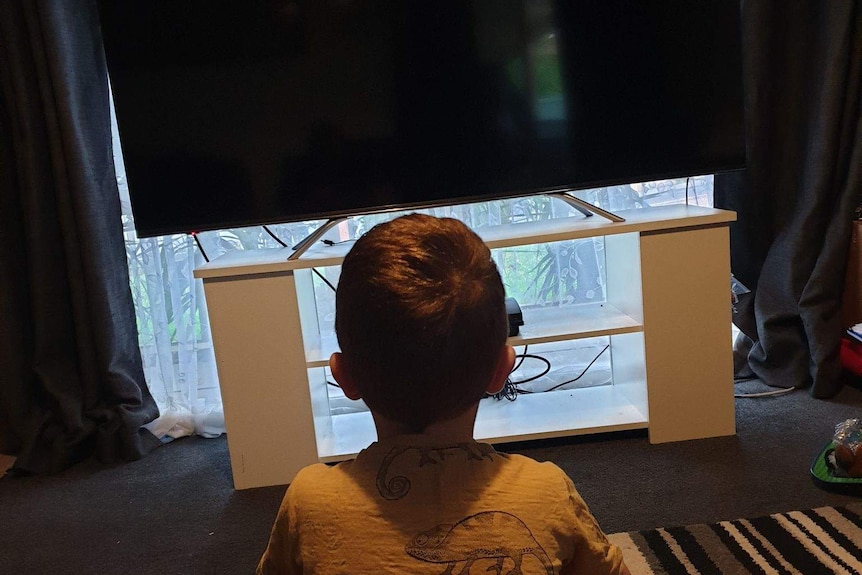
left=810, top=442, right=862, bottom=495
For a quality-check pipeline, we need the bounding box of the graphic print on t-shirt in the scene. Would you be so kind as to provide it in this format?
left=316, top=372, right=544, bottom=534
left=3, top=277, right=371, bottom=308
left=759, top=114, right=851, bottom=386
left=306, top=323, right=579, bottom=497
left=376, top=443, right=500, bottom=500
left=405, top=511, right=554, bottom=575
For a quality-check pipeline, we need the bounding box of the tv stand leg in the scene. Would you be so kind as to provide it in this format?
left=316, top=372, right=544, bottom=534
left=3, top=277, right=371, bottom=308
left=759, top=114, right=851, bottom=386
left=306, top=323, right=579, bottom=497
left=549, top=192, right=626, bottom=222
left=289, top=217, right=348, bottom=260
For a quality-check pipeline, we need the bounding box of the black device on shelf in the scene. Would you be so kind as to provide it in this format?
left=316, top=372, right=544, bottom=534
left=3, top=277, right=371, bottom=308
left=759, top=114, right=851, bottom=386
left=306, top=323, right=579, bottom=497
left=99, top=0, right=746, bottom=238
left=506, top=297, right=524, bottom=337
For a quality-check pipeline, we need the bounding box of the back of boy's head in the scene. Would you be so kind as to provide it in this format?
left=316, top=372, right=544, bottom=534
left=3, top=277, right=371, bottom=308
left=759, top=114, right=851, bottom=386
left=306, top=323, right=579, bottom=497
left=335, top=214, right=508, bottom=432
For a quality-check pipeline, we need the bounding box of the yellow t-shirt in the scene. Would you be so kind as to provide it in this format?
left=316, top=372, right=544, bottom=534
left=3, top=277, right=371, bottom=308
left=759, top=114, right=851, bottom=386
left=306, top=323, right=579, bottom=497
left=257, top=435, right=624, bottom=575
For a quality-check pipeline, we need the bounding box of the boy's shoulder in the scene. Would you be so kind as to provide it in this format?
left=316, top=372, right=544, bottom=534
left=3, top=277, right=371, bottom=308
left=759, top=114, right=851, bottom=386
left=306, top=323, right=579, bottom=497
left=288, top=462, right=349, bottom=491
left=286, top=442, right=575, bottom=504
left=498, top=452, right=575, bottom=487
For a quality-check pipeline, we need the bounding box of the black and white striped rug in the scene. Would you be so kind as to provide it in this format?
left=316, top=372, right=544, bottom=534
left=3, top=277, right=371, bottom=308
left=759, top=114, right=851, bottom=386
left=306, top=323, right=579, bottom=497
left=609, top=503, right=862, bottom=574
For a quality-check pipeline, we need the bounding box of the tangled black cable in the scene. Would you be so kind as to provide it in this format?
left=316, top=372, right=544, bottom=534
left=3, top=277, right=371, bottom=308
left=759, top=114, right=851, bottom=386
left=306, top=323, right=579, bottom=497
left=489, top=345, right=550, bottom=401
left=490, top=344, right=610, bottom=401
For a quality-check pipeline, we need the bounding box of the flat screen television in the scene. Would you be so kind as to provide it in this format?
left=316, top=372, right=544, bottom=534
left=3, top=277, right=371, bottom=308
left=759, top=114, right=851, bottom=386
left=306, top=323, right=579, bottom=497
left=99, top=0, right=745, bottom=238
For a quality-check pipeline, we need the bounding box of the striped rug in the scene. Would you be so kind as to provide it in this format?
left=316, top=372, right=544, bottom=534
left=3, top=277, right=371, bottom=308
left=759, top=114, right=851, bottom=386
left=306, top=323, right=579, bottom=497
left=608, top=503, right=862, bottom=574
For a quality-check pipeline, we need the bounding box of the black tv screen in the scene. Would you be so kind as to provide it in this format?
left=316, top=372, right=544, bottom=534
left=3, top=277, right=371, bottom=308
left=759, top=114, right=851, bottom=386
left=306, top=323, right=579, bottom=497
left=99, top=0, right=745, bottom=238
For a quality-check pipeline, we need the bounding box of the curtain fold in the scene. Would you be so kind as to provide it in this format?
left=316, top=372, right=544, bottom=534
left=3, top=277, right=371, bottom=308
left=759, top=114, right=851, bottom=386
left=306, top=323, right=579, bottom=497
left=0, top=0, right=159, bottom=473
left=715, top=0, right=862, bottom=398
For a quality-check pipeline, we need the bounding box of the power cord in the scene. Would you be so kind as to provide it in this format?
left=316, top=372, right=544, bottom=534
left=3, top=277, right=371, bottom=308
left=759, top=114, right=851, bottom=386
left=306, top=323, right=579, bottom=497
left=733, top=372, right=798, bottom=398
left=322, top=238, right=356, bottom=247
left=314, top=269, right=337, bottom=292
left=191, top=232, right=209, bottom=262
left=263, top=225, right=288, bottom=247
left=525, top=344, right=610, bottom=393
left=264, top=225, right=337, bottom=292
left=489, top=345, right=550, bottom=400
left=734, top=386, right=796, bottom=398
left=490, top=344, right=610, bottom=401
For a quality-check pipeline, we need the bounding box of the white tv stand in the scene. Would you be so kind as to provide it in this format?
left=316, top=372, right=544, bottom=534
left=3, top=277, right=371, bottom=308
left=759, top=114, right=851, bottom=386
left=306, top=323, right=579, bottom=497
left=194, top=204, right=736, bottom=489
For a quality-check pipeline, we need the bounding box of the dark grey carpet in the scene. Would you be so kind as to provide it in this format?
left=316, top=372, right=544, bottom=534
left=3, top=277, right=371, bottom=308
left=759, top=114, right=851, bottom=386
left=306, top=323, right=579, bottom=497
left=1, top=380, right=861, bottom=574
left=537, top=380, right=862, bottom=535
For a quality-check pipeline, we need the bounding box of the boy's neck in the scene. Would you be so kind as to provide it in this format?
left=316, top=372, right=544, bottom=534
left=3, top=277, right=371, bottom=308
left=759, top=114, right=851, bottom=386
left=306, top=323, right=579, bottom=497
left=372, top=403, right=480, bottom=442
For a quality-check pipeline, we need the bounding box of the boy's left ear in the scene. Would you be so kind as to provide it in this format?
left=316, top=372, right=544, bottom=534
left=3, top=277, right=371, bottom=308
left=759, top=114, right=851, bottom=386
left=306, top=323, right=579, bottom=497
left=486, top=345, right=516, bottom=395
left=330, top=352, right=362, bottom=400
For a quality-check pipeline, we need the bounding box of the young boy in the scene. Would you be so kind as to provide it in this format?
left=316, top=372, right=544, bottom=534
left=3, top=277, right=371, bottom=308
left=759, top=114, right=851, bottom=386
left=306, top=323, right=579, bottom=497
left=257, top=214, right=630, bottom=575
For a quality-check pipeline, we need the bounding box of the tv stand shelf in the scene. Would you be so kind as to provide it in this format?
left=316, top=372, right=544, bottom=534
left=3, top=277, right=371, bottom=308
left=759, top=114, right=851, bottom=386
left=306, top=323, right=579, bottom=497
left=195, top=204, right=737, bottom=489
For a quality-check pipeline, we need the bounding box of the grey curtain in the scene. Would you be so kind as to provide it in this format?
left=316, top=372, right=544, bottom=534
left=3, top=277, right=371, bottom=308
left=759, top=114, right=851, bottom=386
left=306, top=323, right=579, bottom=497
left=715, top=0, right=862, bottom=397
left=0, top=1, right=160, bottom=473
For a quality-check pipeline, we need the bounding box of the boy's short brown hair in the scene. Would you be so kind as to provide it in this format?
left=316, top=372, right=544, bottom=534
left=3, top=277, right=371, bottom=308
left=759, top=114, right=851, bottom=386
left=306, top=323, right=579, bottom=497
left=335, top=214, right=508, bottom=431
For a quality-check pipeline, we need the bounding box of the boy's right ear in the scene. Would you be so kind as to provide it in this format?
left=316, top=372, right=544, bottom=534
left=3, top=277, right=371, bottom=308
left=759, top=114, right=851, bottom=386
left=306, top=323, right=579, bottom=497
left=330, top=352, right=362, bottom=400
left=486, top=345, right=516, bottom=396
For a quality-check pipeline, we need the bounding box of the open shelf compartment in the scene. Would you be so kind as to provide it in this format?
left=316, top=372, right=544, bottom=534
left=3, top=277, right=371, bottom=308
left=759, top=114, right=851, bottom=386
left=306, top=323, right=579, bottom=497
left=316, top=383, right=648, bottom=463
left=311, top=331, right=649, bottom=462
